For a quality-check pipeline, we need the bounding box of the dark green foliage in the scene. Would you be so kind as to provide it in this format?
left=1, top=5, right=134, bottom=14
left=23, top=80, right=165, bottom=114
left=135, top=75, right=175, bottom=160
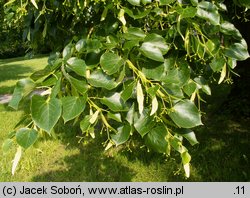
left=3, top=0, right=249, bottom=177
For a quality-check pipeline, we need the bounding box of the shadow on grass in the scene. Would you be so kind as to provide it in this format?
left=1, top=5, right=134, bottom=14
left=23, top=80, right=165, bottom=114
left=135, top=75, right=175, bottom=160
left=0, top=64, right=33, bottom=82
left=31, top=136, right=136, bottom=182
left=29, top=114, right=250, bottom=182
left=189, top=115, right=250, bottom=181
left=29, top=120, right=184, bottom=182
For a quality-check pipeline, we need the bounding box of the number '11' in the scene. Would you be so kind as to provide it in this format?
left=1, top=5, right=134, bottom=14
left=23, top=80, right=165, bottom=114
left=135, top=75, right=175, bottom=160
left=236, top=186, right=245, bottom=195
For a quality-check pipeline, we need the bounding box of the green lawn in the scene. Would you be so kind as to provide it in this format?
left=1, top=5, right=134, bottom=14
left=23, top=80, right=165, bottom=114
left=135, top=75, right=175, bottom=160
left=0, top=56, right=249, bottom=181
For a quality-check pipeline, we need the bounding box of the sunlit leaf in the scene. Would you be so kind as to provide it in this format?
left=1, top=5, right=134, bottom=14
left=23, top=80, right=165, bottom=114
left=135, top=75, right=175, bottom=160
left=8, top=78, right=35, bottom=110
left=2, top=139, right=13, bottom=153
left=169, top=100, right=202, bottom=128
left=66, top=57, right=86, bottom=77
left=100, top=52, right=124, bottom=75
left=88, top=70, right=118, bottom=90
left=31, top=95, right=62, bottom=133
left=62, top=96, right=86, bottom=123
left=101, top=93, right=128, bottom=112
left=16, top=128, right=38, bottom=149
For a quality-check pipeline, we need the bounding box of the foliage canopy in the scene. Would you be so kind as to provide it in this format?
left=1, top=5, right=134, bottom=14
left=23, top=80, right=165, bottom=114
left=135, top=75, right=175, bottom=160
left=2, top=0, right=249, bottom=177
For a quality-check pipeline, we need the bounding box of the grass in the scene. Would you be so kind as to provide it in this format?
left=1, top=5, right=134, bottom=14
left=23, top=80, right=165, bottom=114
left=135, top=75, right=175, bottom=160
left=0, top=55, right=48, bottom=95
left=0, top=56, right=249, bottom=181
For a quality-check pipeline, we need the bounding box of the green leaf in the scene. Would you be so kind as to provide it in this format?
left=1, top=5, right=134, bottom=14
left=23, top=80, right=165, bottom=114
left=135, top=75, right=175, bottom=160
left=126, top=103, right=135, bottom=125
left=123, top=27, right=146, bottom=40
left=142, top=60, right=169, bottom=81
left=69, top=76, right=88, bottom=95
left=194, top=77, right=211, bottom=95
left=176, top=7, right=197, bottom=18
left=159, top=0, right=176, bottom=5
left=162, top=64, right=190, bottom=86
left=225, top=39, right=250, bottom=61
left=169, top=136, right=185, bottom=153
left=30, top=67, right=51, bottom=81
left=147, top=85, right=160, bottom=97
left=108, top=112, right=122, bottom=122
left=16, top=128, right=38, bottom=149
left=88, top=70, right=118, bottom=90
left=100, top=52, right=124, bottom=75
left=111, top=124, right=131, bottom=146
left=163, top=84, right=184, bottom=98
left=80, top=115, right=91, bottom=133
left=144, top=124, right=169, bottom=153
left=127, top=0, right=140, bottom=6
left=2, top=139, right=13, bottom=153
left=31, top=95, right=62, bottom=133
left=124, top=7, right=151, bottom=19
left=190, top=0, right=198, bottom=6
left=101, top=93, right=128, bottom=112
left=142, top=0, right=152, bottom=5
left=169, top=99, right=202, bottom=128
left=9, top=78, right=35, bottom=110
left=75, top=39, right=87, bottom=52
left=12, top=146, right=22, bottom=175
left=175, top=129, right=199, bottom=146
left=183, top=80, right=197, bottom=96
left=140, top=34, right=169, bottom=62
left=134, top=111, right=155, bottom=137
left=144, top=34, right=169, bottom=55
left=66, top=57, right=86, bottom=77
left=63, top=44, right=74, bottom=60
left=210, top=56, right=226, bottom=72
left=62, top=96, right=86, bottom=123
left=196, top=1, right=220, bottom=25
left=50, top=77, right=61, bottom=98
left=140, top=42, right=164, bottom=62
left=86, top=39, right=102, bottom=53
left=121, top=81, right=136, bottom=102
left=220, top=21, right=242, bottom=39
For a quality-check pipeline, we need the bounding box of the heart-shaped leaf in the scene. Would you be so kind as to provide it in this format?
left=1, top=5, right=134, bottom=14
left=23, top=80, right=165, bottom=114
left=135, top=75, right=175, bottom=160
left=111, top=124, right=131, bottom=146
left=101, top=92, right=128, bottom=112
left=88, top=70, right=118, bottom=90
left=144, top=124, right=169, bottom=153
left=134, top=111, right=155, bottom=137
left=100, top=52, right=124, bottom=75
left=31, top=95, right=62, bottom=133
left=140, top=42, right=165, bottom=62
left=9, top=78, right=35, bottom=110
left=169, top=99, right=202, bottom=128
left=69, top=76, right=88, bottom=95
left=66, top=57, right=86, bottom=77
left=62, top=96, right=87, bottom=123
left=225, top=39, right=250, bottom=61
left=16, top=128, right=38, bottom=149
left=196, top=1, right=220, bottom=25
